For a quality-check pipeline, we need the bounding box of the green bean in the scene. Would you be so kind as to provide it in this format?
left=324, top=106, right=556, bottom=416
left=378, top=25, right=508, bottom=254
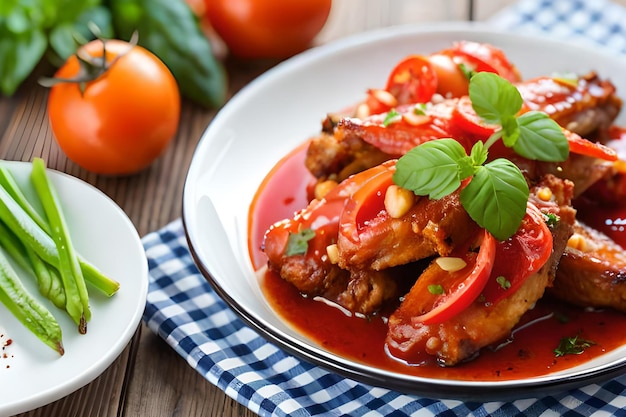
left=0, top=165, right=48, bottom=230
left=0, top=219, right=66, bottom=310
left=0, top=246, right=64, bottom=355
left=26, top=248, right=66, bottom=310
left=0, top=221, right=32, bottom=273
left=31, top=158, right=90, bottom=333
left=0, top=164, right=120, bottom=297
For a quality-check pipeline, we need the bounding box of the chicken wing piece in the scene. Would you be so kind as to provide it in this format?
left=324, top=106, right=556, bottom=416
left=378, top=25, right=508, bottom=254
left=549, top=221, right=626, bottom=312
left=517, top=72, right=622, bottom=140
left=385, top=176, right=576, bottom=366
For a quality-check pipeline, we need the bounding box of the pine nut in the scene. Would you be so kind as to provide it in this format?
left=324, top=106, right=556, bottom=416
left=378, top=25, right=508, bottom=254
left=384, top=185, right=414, bottom=218
left=435, top=257, right=467, bottom=272
left=326, top=244, right=339, bottom=264
left=537, top=187, right=553, bottom=201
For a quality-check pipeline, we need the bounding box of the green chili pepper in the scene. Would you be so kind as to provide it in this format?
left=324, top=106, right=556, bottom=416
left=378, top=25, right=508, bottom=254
left=30, top=158, right=90, bottom=333
left=0, top=246, right=64, bottom=355
left=0, top=164, right=119, bottom=297
left=0, top=221, right=65, bottom=310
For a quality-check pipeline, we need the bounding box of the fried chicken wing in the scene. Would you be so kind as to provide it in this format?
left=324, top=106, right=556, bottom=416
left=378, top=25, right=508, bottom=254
left=386, top=177, right=576, bottom=366
left=550, top=221, right=626, bottom=312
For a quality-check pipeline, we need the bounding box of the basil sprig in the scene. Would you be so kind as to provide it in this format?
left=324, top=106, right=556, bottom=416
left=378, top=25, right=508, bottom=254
left=393, top=72, right=568, bottom=241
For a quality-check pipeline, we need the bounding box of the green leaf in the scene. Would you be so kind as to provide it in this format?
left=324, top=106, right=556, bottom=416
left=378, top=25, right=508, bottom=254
left=108, top=0, right=227, bottom=108
left=554, top=334, right=595, bottom=357
left=48, top=23, right=78, bottom=61
left=500, top=114, right=520, bottom=147
left=515, top=111, right=569, bottom=161
left=48, top=7, right=114, bottom=62
left=469, top=72, right=523, bottom=124
left=394, top=139, right=472, bottom=200
left=460, top=158, right=529, bottom=240
left=285, top=229, right=316, bottom=256
left=428, top=284, right=444, bottom=295
left=469, top=140, right=487, bottom=167
left=0, top=28, right=47, bottom=95
left=496, top=276, right=511, bottom=290
left=383, top=108, right=400, bottom=126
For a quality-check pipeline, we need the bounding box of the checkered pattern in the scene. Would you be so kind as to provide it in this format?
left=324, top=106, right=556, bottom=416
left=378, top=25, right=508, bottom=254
left=143, top=219, right=626, bottom=416
left=488, top=0, right=626, bottom=53
left=143, top=2, right=626, bottom=414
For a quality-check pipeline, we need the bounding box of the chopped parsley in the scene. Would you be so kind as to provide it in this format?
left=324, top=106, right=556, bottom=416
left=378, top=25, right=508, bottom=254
left=496, top=276, right=511, bottom=290
left=413, top=103, right=427, bottom=115
left=382, top=108, right=400, bottom=126
left=285, top=228, right=316, bottom=256
left=543, top=212, right=560, bottom=228
left=428, top=284, right=445, bottom=295
left=554, top=334, right=595, bottom=357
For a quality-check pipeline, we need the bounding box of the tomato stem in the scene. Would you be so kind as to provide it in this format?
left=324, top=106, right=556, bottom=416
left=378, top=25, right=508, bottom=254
left=38, top=31, right=139, bottom=93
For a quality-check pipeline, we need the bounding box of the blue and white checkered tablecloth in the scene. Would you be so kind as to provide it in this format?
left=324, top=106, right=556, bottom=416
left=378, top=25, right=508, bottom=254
left=142, top=1, right=626, bottom=415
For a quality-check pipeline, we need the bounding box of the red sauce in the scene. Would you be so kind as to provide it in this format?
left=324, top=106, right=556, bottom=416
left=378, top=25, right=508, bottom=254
left=247, top=144, right=626, bottom=381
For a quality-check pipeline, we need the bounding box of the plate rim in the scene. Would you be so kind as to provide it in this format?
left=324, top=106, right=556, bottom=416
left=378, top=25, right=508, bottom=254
left=182, top=21, right=626, bottom=401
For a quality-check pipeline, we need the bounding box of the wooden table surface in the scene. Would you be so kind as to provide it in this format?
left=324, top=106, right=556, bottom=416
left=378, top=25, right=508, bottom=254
left=0, top=1, right=578, bottom=415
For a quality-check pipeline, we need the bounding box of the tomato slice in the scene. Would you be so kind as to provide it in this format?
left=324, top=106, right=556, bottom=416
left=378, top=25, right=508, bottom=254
left=450, top=95, right=498, bottom=139
left=442, top=41, right=521, bottom=83
left=428, top=53, right=470, bottom=98
left=480, top=203, right=553, bottom=305
left=407, top=229, right=496, bottom=325
left=364, top=88, right=395, bottom=116
left=565, top=129, right=618, bottom=161
left=339, top=103, right=457, bottom=155
left=385, top=55, right=438, bottom=105
left=338, top=163, right=396, bottom=245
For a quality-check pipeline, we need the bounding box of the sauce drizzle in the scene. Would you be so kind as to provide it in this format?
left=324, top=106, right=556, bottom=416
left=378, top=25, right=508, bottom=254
left=248, top=144, right=626, bottom=381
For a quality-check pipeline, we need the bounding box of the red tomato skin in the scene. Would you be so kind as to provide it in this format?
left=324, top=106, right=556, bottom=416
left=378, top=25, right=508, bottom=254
left=428, top=53, right=469, bottom=98
left=385, top=55, right=438, bottom=105
left=480, top=203, right=553, bottom=304
left=205, top=0, right=332, bottom=59
left=47, top=40, right=181, bottom=175
left=411, top=230, right=496, bottom=325
left=443, top=41, right=522, bottom=83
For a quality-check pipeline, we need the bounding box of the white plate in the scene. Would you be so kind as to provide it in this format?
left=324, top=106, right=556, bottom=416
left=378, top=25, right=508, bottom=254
left=0, top=161, right=148, bottom=416
left=182, top=22, right=626, bottom=401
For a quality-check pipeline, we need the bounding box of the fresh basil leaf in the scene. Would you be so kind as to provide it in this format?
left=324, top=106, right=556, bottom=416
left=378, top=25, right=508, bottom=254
left=0, top=28, right=47, bottom=95
left=48, top=7, right=114, bottom=62
left=469, top=140, right=487, bottom=167
left=500, top=114, right=520, bottom=147
left=53, top=0, right=101, bottom=24
left=515, top=111, right=569, bottom=161
left=48, top=23, right=79, bottom=62
left=5, top=6, right=30, bottom=33
left=469, top=72, right=523, bottom=124
left=460, top=158, right=529, bottom=241
left=74, top=6, right=114, bottom=41
left=394, top=139, right=471, bottom=200
left=109, top=0, right=227, bottom=108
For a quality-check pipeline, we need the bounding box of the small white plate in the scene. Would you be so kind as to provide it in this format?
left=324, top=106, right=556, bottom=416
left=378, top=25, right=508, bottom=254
left=0, top=161, right=148, bottom=416
left=183, top=22, right=626, bottom=401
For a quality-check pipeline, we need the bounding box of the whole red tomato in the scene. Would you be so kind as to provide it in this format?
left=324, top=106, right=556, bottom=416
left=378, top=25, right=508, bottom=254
left=205, top=0, right=332, bottom=59
left=47, top=39, right=181, bottom=175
